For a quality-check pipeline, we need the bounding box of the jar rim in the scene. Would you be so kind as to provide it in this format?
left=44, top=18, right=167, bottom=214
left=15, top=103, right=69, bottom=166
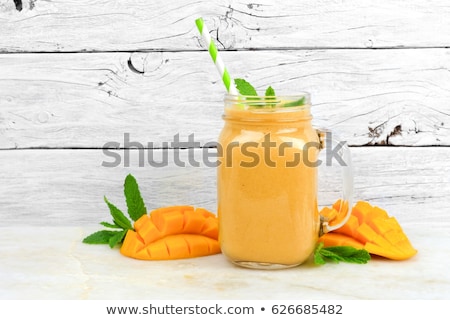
left=224, top=93, right=311, bottom=110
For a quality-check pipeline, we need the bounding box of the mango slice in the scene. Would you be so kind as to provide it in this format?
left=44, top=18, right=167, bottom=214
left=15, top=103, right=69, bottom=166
left=319, top=200, right=417, bottom=260
left=120, top=206, right=220, bottom=260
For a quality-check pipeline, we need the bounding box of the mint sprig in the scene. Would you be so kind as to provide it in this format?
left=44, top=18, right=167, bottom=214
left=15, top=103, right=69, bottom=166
left=314, top=242, right=371, bottom=265
left=104, top=196, right=133, bottom=230
left=265, top=86, right=275, bottom=97
left=83, top=174, right=147, bottom=248
left=234, top=78, right=305, bottom=108
left=234, top=78, right=258, bottom=96
left=124, top=174, right=147, bottom=221
left=281, top=97, right=305, bottom=108
left=265, top=86, right=276, bottom=107
left=82, top=230, right=123, bottom=246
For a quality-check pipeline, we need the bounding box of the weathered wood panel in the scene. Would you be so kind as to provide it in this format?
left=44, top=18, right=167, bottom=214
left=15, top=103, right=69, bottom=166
left=0, top=147, right=448, bottom=226
left=1, top=49, right=449, bottom=148
left=1, top=0, right=450, bottom=52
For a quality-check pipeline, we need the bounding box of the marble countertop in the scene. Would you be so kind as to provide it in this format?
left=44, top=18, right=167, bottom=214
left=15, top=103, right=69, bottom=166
left=1, top=224, right=448, bottom=300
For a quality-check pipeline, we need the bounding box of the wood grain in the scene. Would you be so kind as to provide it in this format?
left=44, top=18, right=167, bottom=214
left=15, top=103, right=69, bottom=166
left=1, top=0, right=449, bottom=236
left=1, top=0, right=450, bottom=52
left=0, top=147, right=448, bottom=226
left=1, top=49, right=449, bottom=148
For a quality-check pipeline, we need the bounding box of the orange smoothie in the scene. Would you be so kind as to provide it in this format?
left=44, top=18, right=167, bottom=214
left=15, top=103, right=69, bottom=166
left=217, top=102, right=321, bottom=268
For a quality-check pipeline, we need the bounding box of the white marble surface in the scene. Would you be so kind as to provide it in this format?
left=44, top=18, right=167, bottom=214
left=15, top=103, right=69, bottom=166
left=1, top=224, right=448, bottom=300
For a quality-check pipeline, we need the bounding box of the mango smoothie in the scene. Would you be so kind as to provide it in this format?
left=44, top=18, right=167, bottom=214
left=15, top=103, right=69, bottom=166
left=217, top=97, right=321, bottom=268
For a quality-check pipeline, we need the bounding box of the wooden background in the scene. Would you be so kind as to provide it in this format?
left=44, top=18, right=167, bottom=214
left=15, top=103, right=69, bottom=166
left=1, top=0, right=449, bottom=226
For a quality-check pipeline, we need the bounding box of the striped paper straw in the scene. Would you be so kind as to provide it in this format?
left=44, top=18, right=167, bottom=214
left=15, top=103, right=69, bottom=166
left=195, top=17, right=238, bottom=95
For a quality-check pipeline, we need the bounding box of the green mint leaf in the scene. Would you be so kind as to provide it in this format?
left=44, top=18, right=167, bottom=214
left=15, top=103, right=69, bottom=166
left=313, top=242, right=325, bottom=264
left=82, top=230, right=119, bottom=245
left=281, top=97, right=306, bottom=108
left=265, top=86, right=275, bottom=97
left=234, top=78, right=258, bottom=96
left=346, top=251, right=371, bottom=264
left=314, top=244, right=371, bottom=265
left=124, top=174, right=147, bottom=221
left=324, top=246, right=362, bottom=257
left=264, top=86, right=276, bottom=107
left=108, top=229, right=128, bottom=248
left=324, top=246, right=371, bottom=264
left=319, top=249, right=345, bottom=263
left=314, top=252, right=326, bottom=265
left=315, top=241, right=324, bottom=253
left=100, top=221, right=121, bottom=229
left=104, top=196, right=133, bottom=230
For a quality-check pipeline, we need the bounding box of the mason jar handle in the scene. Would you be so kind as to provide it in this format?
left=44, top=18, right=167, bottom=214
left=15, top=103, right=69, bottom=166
left=317, top=129, right=354, bottom=234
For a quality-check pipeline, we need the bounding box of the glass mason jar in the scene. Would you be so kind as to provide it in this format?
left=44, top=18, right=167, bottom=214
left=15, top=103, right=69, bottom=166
left=217, top=93, right=353, bottom=269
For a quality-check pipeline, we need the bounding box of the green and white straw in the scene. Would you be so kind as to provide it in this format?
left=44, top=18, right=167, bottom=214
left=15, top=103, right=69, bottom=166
left=195, top=17, right=238, bottom=95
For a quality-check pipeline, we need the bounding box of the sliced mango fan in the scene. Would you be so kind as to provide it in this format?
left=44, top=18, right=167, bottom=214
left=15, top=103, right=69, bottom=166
left=319, top=200, right=417, bottom=260
left=121, top=206, right=220, bottom=260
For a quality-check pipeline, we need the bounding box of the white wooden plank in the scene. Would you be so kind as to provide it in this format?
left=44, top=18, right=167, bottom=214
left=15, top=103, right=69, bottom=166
left=0, top=147, right=448, bottom=226
left=1, top=0, right=450, bottom=51
left=1, top=49, right=449, bottom=148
